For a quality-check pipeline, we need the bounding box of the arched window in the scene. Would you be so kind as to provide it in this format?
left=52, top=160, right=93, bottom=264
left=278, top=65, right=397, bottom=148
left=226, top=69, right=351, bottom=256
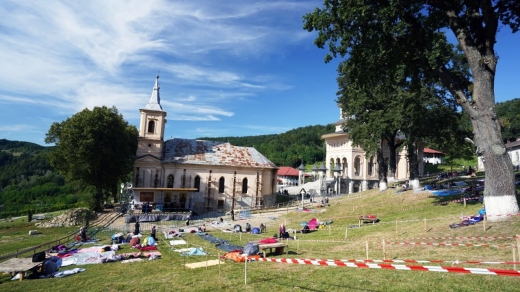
left=368, top=156, right=374, bottom=176
left=342, top=158, right=348, bottom=175
left=148, top=120, right=155, bottom=133
left=242, top=178, right=248, bottom=194
left=218, top=177, right=225, bottom=193
left=354, top=156, right=361, bottom=176
left=167, top=174, right=174, bottom=188
left=194, top=176, right=201, bottom=192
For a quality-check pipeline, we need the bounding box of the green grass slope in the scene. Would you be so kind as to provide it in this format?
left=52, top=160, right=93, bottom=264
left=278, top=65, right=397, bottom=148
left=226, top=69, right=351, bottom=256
left=1, top=188, right=519, bottom=291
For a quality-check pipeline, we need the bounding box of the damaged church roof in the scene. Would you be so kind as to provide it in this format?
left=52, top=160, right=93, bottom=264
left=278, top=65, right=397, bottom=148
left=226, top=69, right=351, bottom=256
left=163, top=138, right=277, bottom=169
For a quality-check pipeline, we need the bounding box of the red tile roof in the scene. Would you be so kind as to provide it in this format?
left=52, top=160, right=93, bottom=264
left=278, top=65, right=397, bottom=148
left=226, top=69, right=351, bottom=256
left=277, top=166, right=300, bottom=176
left=424, top=148, right=444, bottom=155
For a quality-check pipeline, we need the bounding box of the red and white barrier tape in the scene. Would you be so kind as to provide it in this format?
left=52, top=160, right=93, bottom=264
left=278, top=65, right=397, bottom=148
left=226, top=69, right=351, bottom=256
left=257, top=257, right=520, bottom=276
left=298, top=239, right=347, bottom=242
left=394, top=235, right=513, bottom=241
left=308, top=258, right=520, bottom=265
left=381, top=241, right=513, bottom=248
left=486, top=213, right=520, bottom=218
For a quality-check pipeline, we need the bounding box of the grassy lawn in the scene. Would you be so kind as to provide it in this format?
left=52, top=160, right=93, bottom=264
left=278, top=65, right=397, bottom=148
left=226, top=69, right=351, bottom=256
left=1, top=183, right=520, bottom=291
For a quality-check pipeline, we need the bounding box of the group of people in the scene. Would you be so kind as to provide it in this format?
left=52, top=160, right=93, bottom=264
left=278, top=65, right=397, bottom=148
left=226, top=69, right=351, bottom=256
left=233, top=222, right=266, bottom=234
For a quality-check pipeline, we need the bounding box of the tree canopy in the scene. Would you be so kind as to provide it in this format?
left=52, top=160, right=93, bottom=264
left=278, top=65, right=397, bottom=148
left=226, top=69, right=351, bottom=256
left=304, top=0, right=520, bottom=219
left=496, top=98, right=520, bottom=142
left=45, top=106, right=138, bottom=211
left=199, top=124, right=335, bottom=168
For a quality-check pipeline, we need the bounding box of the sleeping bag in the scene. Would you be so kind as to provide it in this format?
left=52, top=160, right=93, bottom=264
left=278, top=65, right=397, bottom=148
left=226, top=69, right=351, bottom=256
left=243, top=242, right=260, bottom=256
left=130, top=237, right=140, bottom=247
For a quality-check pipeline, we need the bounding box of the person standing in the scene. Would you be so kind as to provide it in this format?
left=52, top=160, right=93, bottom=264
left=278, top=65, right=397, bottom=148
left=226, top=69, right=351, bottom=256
left=231, top=209, right=235, bottom=221
left=80, top=226, right=88, bottom=242
left=151, top=225, right=157, bottom=241
left=134, top=221, right=140, bottom=235
left=279, top=224, right=286, bottom=238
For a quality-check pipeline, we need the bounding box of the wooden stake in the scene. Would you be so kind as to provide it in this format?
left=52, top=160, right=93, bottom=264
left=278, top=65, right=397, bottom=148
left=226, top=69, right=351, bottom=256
left=395, top=220, right=398, bottom=236
left=424, top=218, right=426, bottom=232
left=345, top=226, right=348, bottom=239
left=516, top=235, right=520, bottom=263
left=297, top=238, right=300, bottom=254
left=463, top=197, right=467, bottom=208
left=383, top=238, right=386, bottom=260
left=365, top=241, right=369, bottom=260
left=329, top=225, right=331, bottom=236
left=218, top=253, right=221, bottom=287
left=483, top=215, right=486, bottom=232
left=244, top=255, right=247, bottom=286
left=513, top=245, right=517, bottom=271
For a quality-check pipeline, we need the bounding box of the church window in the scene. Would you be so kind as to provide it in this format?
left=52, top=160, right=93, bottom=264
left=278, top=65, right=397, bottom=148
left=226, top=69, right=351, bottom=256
left=242, top=178, right=248, bottom=194
left=148, top=120, right=155, bottom=133
left=354, top=156, right=361, bottom=176
left=167, top=174, right=174, bottom=188
left=194, top=176, right=201, bottom=192
left=368, top=156, right=374, bottom=176
left=218, top=177, right=225, bottom=193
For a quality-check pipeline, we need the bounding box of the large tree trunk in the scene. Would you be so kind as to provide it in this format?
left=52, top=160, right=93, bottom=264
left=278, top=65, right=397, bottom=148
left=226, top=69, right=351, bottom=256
left=407, top=142, right=420, bottom=190
left=386, top=135, right=402, bottom=183
left=457, top=48, right=519, bottom=221
left=377, top=147, right=388, bottom=191
left=467, top=111, right=518, bottom=221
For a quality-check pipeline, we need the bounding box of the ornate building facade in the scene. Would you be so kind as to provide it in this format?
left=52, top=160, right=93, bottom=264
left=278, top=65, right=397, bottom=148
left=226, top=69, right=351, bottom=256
left=132, top=77, right=278, bottom=213
left=322, top=105, right=424, bottom=193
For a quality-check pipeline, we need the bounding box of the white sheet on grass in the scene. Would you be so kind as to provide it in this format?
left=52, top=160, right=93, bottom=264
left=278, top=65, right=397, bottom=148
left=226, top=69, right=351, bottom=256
left=170, top=239, right=187, bottom=245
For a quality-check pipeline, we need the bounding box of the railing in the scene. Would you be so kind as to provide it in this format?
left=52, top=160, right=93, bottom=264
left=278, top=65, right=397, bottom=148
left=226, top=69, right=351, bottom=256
left=0, top=211, right=122, bottom=263
left=0, top=231, right=79, bottom=262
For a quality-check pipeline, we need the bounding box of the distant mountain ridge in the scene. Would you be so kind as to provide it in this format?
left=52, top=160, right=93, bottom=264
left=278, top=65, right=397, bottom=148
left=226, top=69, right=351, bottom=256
left=0, top=138, right=49, bottom=153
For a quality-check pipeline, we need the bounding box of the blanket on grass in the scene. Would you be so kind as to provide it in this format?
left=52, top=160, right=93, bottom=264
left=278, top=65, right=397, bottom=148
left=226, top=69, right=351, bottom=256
left=61, top=251, right=115, bottom=266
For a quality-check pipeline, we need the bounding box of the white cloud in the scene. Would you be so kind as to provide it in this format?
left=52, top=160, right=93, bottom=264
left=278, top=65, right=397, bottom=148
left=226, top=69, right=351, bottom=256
left=0, top=0, right=317, bottom=143
left=0, top=123, right=39, bottom=132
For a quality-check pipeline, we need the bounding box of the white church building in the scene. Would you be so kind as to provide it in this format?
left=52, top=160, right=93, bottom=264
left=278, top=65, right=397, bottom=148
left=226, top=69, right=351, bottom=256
left=322, top=105, right=424, bottom=193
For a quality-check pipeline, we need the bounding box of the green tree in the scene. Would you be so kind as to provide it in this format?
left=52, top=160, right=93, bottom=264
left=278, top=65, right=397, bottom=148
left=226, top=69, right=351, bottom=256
left=496, top=98, right=520, bottom=142
left=304, top=0, right=520, bottom=220
left=45, top=106, right=138, bottom=211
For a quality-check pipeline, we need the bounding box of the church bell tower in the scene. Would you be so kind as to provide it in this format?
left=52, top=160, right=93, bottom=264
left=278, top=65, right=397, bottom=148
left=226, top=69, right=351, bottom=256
left=136, top=76, right=167, bottom=159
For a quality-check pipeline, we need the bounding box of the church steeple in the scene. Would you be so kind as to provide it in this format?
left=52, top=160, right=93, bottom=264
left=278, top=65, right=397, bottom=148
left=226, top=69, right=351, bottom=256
left=145, top=75, right=163, bottom=111
left=136, top=76, right=168, bottom=159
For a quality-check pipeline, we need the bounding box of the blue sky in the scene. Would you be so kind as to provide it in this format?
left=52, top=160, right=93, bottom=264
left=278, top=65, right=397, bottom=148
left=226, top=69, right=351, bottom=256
left=0, top=1, right=518, bottom=146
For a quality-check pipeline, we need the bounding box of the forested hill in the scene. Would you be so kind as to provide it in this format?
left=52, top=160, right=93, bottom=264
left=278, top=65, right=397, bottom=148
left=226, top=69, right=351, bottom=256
left=0, top=139, right=48, bottom=153
left=0, top=139, right=86, bottom=217
left=198, top=124, right=335, bottom=168
left=0, top=139, right=53, bottom=190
